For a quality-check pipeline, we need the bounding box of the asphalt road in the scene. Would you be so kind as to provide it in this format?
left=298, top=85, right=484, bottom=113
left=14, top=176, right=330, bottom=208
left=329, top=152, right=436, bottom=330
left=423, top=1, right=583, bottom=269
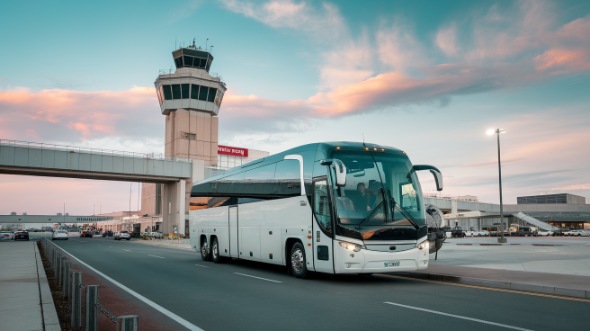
left=51, top=237, right=590, bottom=331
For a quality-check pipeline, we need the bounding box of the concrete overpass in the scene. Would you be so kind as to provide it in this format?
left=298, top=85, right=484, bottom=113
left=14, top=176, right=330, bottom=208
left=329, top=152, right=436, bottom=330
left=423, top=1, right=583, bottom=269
left=0, top=139, right=192, bottom=234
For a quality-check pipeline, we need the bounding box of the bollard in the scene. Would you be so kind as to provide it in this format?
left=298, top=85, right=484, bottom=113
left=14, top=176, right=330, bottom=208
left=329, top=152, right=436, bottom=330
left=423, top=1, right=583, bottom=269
left=116, top=315, right=139, bottom=331
left=63, top=262, right=71, bottom=299
left=71, top=272, right=82, bottom=330
left=86, top=285, right=99, bottom=331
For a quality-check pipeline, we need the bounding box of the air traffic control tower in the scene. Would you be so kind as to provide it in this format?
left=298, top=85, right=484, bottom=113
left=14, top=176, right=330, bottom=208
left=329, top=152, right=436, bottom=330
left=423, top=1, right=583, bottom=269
left=149, top=40, right=226, bottom=235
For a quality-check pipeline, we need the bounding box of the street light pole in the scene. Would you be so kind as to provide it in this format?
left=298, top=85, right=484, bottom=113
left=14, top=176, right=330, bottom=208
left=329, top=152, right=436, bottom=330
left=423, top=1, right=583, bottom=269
left=493, top=128, right=507, bottom=243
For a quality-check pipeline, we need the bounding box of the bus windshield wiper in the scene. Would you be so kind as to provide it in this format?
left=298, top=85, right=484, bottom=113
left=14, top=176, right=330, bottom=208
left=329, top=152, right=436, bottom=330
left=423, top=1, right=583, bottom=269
left=355, top=199, right=384, bottom=229
left=386, top=190, right=420, bottom=230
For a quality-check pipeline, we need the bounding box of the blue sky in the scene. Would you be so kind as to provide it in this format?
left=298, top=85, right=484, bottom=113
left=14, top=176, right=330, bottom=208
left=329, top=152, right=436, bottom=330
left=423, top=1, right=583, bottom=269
left=1, top=0, right=589, bottom=215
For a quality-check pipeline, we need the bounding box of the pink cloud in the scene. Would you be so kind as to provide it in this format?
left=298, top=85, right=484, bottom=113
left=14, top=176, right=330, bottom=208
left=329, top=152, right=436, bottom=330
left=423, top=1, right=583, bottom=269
left=0, top=87, right=159, bottom=142
left=534, top=48, right=590, bottom=74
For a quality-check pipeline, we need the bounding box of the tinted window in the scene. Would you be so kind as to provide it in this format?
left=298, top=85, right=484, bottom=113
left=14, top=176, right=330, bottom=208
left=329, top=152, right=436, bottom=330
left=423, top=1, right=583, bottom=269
left=171, top=84, right=181, bottom=99
left=208, top=88, right=217, bottom=102
left=181, top=84, right=190, bottom=99
left=198, top=86, right=208, bottom=101
left=163, top=85, right=172, bottom=100
left=191, top=84, right=199, bottom=99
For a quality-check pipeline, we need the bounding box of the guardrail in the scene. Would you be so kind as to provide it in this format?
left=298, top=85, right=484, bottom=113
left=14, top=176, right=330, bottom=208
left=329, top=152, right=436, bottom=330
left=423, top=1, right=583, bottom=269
left=40, top=238, right=139, bottom=331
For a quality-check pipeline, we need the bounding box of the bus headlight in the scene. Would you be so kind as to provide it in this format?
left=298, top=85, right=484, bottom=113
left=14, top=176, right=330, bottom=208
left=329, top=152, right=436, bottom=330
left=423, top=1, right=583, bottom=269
left=338, top=241, right=363, bottom=252
left=417, top=240, right=429, bottom=251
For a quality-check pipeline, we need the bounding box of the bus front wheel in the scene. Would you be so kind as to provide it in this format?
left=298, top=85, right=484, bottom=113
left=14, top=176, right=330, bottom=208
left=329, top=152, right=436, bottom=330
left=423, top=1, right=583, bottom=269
left=201, top=239, right=211, bottom=261
left=290, top=242, right=308, bottom=278
left=211, top=237, right=221, bottom=263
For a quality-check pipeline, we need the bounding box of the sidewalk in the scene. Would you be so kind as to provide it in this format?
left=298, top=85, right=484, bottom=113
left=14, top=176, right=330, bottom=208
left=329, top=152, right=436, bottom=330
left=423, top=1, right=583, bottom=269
left=0, top=240, right=60, bottom=331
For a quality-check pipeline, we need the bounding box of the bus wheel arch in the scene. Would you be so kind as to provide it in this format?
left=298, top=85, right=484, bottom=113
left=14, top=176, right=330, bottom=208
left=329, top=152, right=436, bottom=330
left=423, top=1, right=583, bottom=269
left=287, top=240, right=308, bottom=278
left=200, top=235, right=211, bottom=261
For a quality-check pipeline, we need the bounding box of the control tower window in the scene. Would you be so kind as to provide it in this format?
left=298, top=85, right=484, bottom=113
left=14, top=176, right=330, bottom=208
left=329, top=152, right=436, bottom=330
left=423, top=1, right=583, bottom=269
left=163, top=85, right=172, bottom=100
left=190, top=84, right=199, bottom=100
left=183, top=56, right=193, bottom=67
left=198, top=86, right=208, bottom=101
left=171, top=84, right=181, bottom=100
left=181, top=84, right=190, bottom=99
left=207, top=88, right=217, bottom=102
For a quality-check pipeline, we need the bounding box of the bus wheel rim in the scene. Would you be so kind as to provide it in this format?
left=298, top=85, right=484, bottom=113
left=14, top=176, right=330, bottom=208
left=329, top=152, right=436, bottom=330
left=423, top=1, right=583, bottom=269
left=291, top=249, right=304, bottom=272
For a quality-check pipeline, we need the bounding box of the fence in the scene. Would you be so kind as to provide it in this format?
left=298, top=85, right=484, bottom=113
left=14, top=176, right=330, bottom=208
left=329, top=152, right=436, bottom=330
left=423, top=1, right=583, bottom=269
left=40, top=238, right=139, bottom=331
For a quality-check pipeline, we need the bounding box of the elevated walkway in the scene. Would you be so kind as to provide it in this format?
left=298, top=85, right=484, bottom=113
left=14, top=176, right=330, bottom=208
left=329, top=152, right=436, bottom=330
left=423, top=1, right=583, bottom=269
left=0, top=139, right=191, bottom=182
left=512, top=212, right=558, bottom=231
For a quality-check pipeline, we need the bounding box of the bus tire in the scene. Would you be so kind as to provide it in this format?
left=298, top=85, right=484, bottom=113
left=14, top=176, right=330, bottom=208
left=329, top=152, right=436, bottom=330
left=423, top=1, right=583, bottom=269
left=289, top=242, right=308, bottom=278
left=200, top=238, right=211, bottom=261
left=211, top=237, right=221, bottom=263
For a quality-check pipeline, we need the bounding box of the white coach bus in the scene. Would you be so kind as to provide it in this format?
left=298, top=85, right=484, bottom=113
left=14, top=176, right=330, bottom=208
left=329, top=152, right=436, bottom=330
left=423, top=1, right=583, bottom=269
left=189, top=142, right=443, bottom=278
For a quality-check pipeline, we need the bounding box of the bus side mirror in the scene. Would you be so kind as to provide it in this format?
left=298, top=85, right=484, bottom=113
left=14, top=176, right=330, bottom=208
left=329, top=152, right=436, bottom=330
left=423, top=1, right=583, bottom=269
left=412, top=165, right=443, bottom=191
left=321, top=159, right=347, bottom=187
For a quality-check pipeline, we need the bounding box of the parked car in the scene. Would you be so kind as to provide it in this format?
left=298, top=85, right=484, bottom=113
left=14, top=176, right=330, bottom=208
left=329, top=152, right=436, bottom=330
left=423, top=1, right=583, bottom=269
left=13, top=231, right=29, bottom=241
left=1, top=231, right=14, bottom=241
left=564, top=230, right=590, bottom=237
left=536, top=230, right=555, bottom=236
left=476, top=230, right=490, bottom=237
left=149, top=231, right=164, bottom=239
left=80, top=231, right=93, bottom=238
left=52, top=230, right=69, bottom=240
left=102, top=230, right=114, bottom=237
left=464, top=230, right=477, bottom=237
left=114, top=230, right=131, bottom=240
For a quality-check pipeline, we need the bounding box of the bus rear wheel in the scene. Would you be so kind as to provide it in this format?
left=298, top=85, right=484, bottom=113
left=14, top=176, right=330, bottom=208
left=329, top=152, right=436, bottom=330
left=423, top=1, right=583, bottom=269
left=290, top=242, right=308, bottom=278
left=201, top=239, right=211, bottom=261
left=211, top=237, right=221, bottom=263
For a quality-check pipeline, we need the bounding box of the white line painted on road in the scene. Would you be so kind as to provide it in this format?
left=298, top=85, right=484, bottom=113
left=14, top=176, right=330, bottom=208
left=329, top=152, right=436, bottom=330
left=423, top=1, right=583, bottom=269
left=49, top=242, right=204, bottom=331
left=234, top=272, right=282, bottom=283
left=148, top=254, right=165, bottom=259
left=122, top=249, right=132, bottom=252
left=194, top=264, right=210, bottom=268
left=384, top=302, right=533, bottom=331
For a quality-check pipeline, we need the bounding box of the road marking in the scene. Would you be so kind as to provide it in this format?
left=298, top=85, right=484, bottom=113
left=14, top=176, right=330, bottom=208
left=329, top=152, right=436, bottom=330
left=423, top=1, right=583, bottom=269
left=384, top=302, right=533, bottom=331
left=50, top=243, right=204, bottom=331
left=122, top=249, right=132, bottom=252
left=234, top=272, right=282, bottom=283
left=148, top=254, right=165, bottom=259
left=194, top=264, right=210, bottom=268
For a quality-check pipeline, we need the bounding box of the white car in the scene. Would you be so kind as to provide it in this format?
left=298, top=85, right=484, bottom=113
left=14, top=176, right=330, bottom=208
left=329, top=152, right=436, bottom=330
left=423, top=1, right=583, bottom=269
left=149, top=231, right=163, bottom=239
left=52, top=230, right=69, bottom=240
left=0, top=231, right=14, bottom=241
left=537, top=230, right=555, bottom=236
left=476, top=230, right=490, bottom=236
left=114, top=231, right=131, bottom=240
left=464, top=230, right=477, bottom=237
left=564, top=230, right=590, bottom=237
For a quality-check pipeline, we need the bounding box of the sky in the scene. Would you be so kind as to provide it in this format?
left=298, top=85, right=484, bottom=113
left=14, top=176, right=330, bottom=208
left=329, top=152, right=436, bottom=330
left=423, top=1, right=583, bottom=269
left=1, top=0, right=589, bottom=215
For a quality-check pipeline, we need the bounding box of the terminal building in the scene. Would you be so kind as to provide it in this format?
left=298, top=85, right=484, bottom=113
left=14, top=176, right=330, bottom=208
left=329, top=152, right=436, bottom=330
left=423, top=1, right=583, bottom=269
left=429, top=193, right=590, bottom=232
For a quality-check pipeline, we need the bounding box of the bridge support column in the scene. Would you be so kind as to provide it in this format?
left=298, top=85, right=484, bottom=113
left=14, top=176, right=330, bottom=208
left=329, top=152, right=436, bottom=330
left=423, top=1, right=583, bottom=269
left=161, top=180, right=186, bottom=236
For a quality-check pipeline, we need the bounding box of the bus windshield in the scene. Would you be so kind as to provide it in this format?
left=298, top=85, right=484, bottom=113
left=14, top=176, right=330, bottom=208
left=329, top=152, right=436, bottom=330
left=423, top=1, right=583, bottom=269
left=331, top=151, right=426, bottom=241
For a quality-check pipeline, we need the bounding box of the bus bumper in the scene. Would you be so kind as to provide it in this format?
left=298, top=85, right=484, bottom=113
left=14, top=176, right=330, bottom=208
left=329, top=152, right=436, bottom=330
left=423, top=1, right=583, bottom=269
left=333, top=241, right=429, bottom=274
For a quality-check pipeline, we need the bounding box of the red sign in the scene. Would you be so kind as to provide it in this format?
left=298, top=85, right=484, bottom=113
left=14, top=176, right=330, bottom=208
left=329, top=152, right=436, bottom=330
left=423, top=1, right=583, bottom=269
left=218, top=145, right=248, bottom=157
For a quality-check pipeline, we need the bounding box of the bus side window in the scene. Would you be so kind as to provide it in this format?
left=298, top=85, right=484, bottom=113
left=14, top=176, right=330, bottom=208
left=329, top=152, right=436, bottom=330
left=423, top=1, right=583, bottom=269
left=313, top=180, right=332, bottom=234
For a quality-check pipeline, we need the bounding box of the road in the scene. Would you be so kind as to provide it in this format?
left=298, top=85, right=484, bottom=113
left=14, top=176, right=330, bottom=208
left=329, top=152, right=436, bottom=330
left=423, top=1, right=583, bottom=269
left=50, top=237, right=590, bottom=331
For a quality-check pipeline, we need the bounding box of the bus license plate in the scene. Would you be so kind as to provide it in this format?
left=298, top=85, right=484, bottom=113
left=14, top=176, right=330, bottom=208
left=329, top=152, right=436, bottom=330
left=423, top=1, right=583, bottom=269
left=384, top=261, right=400, bottom=267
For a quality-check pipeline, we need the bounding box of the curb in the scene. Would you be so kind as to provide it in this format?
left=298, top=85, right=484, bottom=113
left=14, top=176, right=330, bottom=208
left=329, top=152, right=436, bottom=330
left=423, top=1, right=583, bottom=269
left=35, top=242, right=61, bottom=331
left=397, top=272, right=590, bottom=300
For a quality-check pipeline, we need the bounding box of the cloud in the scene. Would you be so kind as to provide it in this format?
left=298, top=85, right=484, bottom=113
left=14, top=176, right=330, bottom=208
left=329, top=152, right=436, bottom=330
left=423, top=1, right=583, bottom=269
left=0, top=87, right=163, bottom=151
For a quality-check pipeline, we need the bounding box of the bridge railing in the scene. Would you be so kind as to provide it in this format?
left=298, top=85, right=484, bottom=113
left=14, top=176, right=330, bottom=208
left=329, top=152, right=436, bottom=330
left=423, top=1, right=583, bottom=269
left=0, top=138, right=190, bottom=163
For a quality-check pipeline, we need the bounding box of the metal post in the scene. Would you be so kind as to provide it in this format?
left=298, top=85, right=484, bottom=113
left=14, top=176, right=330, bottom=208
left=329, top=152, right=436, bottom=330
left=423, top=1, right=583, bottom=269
left=117, top=315, right=139, bottom=331
left=71, top=272, right=82, bottom=330
left=86, top=285, right=99, bottom=331
left=63, top=262, right=71, bottom=299
left=496, top=129, right=507, bottom=244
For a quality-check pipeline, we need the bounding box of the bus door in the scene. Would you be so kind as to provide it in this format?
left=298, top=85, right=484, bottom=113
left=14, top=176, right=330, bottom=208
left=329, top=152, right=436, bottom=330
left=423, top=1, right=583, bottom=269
left=229, top=206, right=238, bottom=258
left=312, top=178, right=335, bottom=273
